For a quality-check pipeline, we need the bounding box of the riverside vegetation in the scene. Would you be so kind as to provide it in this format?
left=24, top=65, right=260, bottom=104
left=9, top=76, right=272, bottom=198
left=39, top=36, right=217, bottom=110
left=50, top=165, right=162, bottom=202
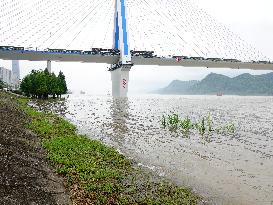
left=0, top=80, right=6, bottom=89
left=16, top=95, right=201, bottom=204
left=20, top=69, right=67, bottom=99
left=0, top=79, right=11, bottom=90
left=0, top=91, right=70, bottom=204
left=161, top=113, right=235, bottom=137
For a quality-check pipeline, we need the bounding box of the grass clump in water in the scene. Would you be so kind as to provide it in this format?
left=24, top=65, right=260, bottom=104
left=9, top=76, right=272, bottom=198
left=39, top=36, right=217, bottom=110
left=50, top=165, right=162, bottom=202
left=180, top=117, right=193, bottom=136
left=17, top=97, right=200, bottom=205
left=216, top=123, right=236, bottom=135
left=161, top=113, right=235, bottom=137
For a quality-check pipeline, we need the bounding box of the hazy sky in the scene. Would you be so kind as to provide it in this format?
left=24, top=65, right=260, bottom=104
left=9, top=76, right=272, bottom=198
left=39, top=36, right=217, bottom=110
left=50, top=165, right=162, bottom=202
left=0, top=0, right=272, bottom=95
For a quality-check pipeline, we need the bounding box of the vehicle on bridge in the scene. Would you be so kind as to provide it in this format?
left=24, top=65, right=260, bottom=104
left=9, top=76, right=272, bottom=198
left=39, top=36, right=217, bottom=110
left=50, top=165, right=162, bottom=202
left=65, top=50, right=83, bottom=54
left=206, top=57, right=223, bottom=61
left=14, top=47, right=24, bottom=51
left=100, top=48, right=120, bottom=56
left=223, top=58, right=241, bottom=62
left=111, top=49, right=120, bottom=55
left=131, top=50, right=154, bottom=58
left=173, top=55, right=189, bottom=62
left=46, top=48, right=66, bottom=53
left=25, top=47, right=37, bottom=51
left=173, top=55, right=189, bottom=59
left=0, top=46, right=25, bottom=51
left=46, top=48, right=84, bottom=54
left=85, top=48, right=120, bottom=56
left=0, top=46, right=14, bottom=51
left=257, top=60, right=271, bottom=64
left=190, top=56, right=205, bottom=60
left=91, top=48, right=102, bottom=54
left=82, top=51, right=97, bottom=55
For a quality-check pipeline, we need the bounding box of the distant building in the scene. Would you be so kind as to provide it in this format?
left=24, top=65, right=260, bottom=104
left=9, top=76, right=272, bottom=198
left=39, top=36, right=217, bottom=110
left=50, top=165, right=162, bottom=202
left=0, top=60, right=21, bottom=89
left=0, top=66, right=12, bottom=87
left=12, top=60, right=20, bottom=89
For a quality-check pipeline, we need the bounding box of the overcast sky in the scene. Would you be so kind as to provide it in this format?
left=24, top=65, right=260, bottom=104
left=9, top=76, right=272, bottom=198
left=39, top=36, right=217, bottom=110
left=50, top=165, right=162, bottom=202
left=0, top=0, right=272, bottom=95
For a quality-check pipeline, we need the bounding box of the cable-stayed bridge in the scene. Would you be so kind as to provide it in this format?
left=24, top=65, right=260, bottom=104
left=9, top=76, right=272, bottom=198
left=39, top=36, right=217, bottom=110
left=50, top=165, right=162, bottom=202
left=0, top=0, right=272, bottom=97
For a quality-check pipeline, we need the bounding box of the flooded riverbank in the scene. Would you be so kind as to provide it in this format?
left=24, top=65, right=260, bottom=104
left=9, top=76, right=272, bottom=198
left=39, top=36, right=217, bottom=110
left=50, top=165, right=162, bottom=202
left=33, top=94, right=273, bottom=205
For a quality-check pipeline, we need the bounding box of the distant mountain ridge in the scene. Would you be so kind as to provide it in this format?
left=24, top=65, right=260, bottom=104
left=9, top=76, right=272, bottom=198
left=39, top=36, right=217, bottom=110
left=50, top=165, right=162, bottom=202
left=156, top=72, right=273, bottom=96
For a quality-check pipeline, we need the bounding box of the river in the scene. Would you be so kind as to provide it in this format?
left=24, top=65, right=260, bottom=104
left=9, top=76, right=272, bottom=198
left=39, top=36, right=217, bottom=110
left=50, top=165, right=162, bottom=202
left=33, top=94, right=273, bottom=205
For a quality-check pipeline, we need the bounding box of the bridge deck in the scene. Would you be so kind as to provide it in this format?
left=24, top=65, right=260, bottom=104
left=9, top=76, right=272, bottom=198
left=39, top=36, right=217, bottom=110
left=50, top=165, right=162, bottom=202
left=1, top=50, right=273, bottom=70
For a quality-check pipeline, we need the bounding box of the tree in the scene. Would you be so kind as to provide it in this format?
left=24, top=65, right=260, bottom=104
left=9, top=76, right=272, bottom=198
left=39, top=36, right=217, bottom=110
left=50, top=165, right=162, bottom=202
left=48, top=73, right=58, bottom=98
left=35, top=71, right=48, bottom=98
left=20, top=75, right=32, bottom=96
left=20, top=69, right=68, bottom=99
left=0, top=80, right=4, bottom=89
left=56, top=71, right=68, bottom=98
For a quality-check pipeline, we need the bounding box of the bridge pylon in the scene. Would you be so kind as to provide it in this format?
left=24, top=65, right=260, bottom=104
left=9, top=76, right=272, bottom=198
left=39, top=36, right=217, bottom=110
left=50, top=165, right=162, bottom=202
left=47, top=60, right=52, bottom=73
left=110, top=0, right=133, bottom=97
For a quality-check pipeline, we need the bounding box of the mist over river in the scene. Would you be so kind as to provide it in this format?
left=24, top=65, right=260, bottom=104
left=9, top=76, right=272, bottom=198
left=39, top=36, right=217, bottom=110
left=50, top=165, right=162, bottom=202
left=33, top=94, right=273, bottom=205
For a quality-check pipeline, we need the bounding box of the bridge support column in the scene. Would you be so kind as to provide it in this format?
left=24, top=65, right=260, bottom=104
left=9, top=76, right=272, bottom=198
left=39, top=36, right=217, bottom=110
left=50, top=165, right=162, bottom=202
left=111, top=67, right=130, bottom=97
left=46, top=60, right=51, bottom=73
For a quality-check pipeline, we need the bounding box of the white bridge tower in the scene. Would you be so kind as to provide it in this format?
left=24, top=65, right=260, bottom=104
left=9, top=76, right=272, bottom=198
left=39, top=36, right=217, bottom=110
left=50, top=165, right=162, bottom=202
left=110, top=0, right=133, bottom=97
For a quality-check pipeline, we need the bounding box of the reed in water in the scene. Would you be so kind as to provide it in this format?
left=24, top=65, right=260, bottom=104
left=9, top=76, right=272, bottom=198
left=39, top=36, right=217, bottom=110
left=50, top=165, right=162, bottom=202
left=161, top=113, right=235, bottom=137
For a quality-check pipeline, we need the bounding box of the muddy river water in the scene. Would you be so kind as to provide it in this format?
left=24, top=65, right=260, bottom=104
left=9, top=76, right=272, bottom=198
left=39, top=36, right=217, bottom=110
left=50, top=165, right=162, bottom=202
left=34, top=94, right=273, bottom=205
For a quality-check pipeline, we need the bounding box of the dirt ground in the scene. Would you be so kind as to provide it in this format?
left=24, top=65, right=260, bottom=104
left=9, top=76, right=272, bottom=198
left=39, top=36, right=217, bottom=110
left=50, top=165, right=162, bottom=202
left=0, top=92, right=70, bottom=205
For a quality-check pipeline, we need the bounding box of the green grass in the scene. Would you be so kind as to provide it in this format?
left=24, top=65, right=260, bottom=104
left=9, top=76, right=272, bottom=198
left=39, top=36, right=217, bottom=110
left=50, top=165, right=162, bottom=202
left=16, top=97, right=200, bottom=205
left=161, top=113, right=236, bottom=138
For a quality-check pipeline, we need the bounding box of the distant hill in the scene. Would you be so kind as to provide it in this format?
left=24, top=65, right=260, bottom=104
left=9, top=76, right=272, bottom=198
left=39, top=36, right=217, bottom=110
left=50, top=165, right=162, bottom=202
left=156, top=80, right=199, bottom=94
left=156, top=72, right=273, bottom=96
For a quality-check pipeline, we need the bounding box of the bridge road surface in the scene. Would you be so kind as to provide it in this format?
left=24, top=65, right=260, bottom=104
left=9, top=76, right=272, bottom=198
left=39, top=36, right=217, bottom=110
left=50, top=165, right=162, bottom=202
left=1, top=50, right=273, bottom=70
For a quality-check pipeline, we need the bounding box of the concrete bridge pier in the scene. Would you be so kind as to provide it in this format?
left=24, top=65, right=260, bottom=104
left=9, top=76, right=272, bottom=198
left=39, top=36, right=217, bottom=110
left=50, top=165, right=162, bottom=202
left=111, top=66, right=130, bottom=97
left=46, top=60, right=51, bottom=73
